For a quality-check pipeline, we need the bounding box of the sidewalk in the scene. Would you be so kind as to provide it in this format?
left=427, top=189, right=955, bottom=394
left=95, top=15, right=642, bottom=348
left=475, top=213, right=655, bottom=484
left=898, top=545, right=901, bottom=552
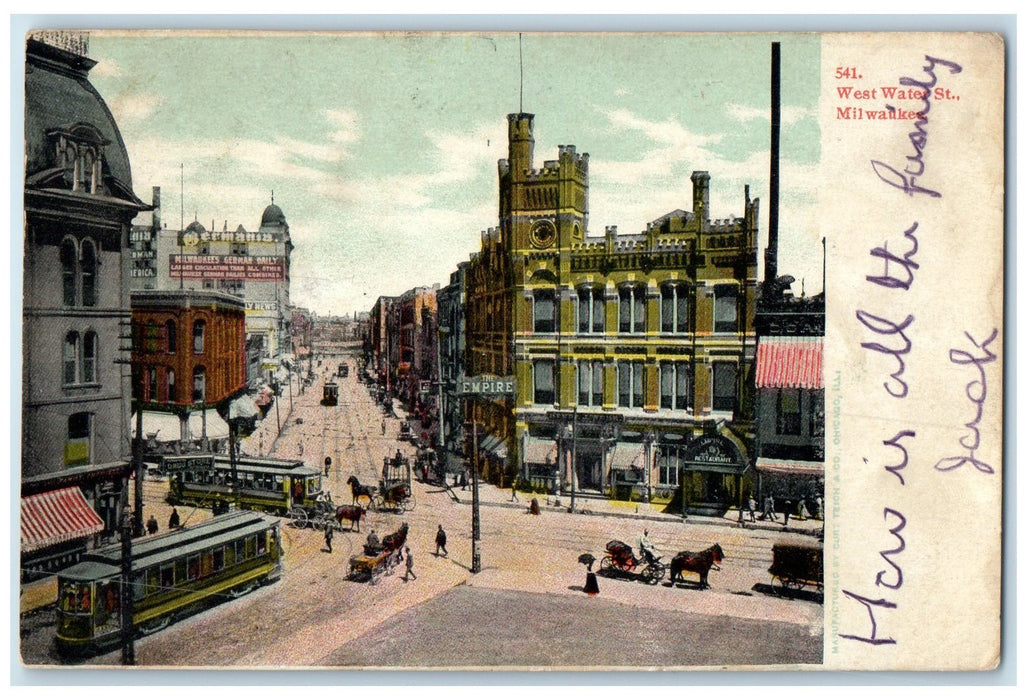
left=447, top=472, right=824, bottom=538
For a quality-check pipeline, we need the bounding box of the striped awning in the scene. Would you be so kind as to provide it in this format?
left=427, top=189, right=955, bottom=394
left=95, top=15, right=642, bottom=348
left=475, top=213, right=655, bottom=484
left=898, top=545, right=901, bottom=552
left=756, top=458, right=825, bottom=477
left=756, top=336, right=824, bottom=389
left=21, top=487, right=104, bottom=553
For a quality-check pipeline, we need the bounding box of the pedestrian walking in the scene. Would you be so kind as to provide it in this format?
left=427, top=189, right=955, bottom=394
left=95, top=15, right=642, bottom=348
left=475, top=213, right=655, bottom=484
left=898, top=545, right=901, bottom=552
left=299, top=442, right=304, bottom=457
left=381, top=419, right=387, bottom=435
left=168, top=507, right=181, bottom=530
left=435, top=524, right=448, bottom=557
left=146, top=515, right=158, bottom=535
left=584, top=560, right=600, bottom=596
left=815, top=495, right=824, bottom=520
left=763, top=496, right=777, bottom=522
left=323, top=522, right=333, bottom=553
left=747, top=496, right=757, bottom=522
left=510, top=476, right=520, bottom=503
left=403, top=547, right=417, bottom=581
left=783, top=500, right=792, bottom=527
left=798, top=497, right=810, bottom=520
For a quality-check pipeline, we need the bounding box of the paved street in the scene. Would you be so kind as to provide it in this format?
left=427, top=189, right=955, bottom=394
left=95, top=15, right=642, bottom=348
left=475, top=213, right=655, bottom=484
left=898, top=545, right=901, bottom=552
left=20, top=355, right=822, bottom=668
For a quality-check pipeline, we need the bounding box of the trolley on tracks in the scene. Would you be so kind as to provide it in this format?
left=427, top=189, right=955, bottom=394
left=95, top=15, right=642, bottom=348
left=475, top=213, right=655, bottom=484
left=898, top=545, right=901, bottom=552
left=375, top=452, right=415, bottom=512
left=55, top=511, right=282, bottom=657
left=322, top=381, right=339, bottom=406
left=166, top=454, right=324, bottom=517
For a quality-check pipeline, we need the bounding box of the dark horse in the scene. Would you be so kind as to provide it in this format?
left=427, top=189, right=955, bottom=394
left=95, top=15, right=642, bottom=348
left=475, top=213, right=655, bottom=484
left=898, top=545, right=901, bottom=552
left=669, top=544, right=724, bottom=589
left=334, top=504, right=366, bottom=532
left=347, top=475, right=375, bottom=505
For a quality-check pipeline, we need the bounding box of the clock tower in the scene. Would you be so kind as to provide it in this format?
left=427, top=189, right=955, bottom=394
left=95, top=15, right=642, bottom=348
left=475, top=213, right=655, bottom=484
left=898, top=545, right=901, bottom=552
left=498, top=113, right=589, bottom=256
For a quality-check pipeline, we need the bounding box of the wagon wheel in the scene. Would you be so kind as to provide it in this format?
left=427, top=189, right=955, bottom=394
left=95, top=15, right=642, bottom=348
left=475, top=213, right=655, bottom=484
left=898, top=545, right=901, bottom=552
left=643, top=562, right=666, bottom=585
left=371, top=495, right=385, bottom=513
left=402, top=494, right=417, bottom=512
left=288, top=507, right=308, bottom=529
left=312, top=514, right=329, bottom=532
left=771, top=576, right=803, bottom=595
left=599, top=556, right=614, bottom=573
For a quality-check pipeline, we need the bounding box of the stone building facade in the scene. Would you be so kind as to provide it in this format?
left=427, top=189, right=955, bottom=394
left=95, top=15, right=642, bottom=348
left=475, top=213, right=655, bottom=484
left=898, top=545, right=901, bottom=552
left=22, top=35, right=150, bottom=577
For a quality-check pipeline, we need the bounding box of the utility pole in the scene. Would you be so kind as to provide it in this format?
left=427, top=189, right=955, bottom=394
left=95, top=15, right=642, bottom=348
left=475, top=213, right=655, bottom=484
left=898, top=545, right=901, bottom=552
left=119, top=505, right=134, bottom=665
left=471, top=417, right=481, bottom=574
left=570, top=403, right=577, bottom=513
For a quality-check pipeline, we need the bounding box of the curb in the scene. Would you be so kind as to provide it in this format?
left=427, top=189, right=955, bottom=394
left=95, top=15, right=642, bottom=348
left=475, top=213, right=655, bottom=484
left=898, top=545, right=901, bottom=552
left=454, top=495, right=823, bottom=537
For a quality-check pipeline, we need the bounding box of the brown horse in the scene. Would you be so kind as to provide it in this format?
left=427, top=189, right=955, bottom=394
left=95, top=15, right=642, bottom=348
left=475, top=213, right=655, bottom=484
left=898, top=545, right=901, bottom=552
left=669, top=544, right=724, bottom=589
left=347, top=475, right=374, bottom=505
left=334, top=504, right=366, bottom=532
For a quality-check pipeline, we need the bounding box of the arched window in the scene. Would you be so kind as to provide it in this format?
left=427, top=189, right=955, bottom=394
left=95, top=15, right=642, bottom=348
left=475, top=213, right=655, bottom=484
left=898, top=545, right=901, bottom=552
left=193, top=321, right=206, bottom=354
left=147, top=366, right=158, bottom=402
left=167, top=369, right=176, bottom=403
left=60, top=240, right=77, bottom=306
left=193, top=366, right=206, bottom=402
left=144, top=321, right=160, bottom=353
left=165, top=320, right=177, bottom=354
left=63, top=331, right=79, bottom=385
left=619, top=285, right=645, bottom=334
left=80, top=239, right=97, bottom=307
left=82, top=331, right=97, bottom=384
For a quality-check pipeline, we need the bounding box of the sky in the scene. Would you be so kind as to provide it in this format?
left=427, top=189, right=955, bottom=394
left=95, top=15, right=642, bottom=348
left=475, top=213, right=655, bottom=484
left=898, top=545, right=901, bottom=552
left=87, top=31, right=824, bottom=316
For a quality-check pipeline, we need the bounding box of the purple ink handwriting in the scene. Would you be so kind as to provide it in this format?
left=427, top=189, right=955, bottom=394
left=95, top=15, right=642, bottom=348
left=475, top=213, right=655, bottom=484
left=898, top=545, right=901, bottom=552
left=934, top=328, right=999, bottom=474
left=870, top=55, right=963, bottom=198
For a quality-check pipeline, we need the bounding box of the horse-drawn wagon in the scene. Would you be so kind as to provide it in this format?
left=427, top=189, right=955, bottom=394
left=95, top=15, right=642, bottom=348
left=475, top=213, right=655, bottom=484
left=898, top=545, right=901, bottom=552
left=768, top=541, right=823, bottom=595
left=599, top=540, right=666, bottom=584
left=348, top=523, right=409, bottom=584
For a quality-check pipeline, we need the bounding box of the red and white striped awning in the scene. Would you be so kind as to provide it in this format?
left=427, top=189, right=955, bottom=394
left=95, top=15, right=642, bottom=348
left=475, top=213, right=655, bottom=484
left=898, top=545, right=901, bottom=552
left=755, top=336, right=824, bottom=389
left=21, top=487, right=104, bottom=553
left=756, top=458, right=824, bottom=477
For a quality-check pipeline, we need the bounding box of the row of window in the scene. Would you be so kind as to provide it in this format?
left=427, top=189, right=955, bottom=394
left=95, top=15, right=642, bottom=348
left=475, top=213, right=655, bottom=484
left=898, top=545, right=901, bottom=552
left=139, top=534, right=268, bottom=601
left=775, top=389, right=826, bottom=437
left=531, top=360, right=736, bottom=411
left=138, top=320, right=205, bottom=355
left=139, top=365, right=204, bottom=403
left=532, top=284, right=738, bottom=334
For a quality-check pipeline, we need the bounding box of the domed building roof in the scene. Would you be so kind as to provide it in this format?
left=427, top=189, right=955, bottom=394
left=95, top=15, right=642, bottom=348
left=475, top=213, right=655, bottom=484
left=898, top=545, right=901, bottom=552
left=261, top=203, right=287, bottom=227
left=184, top=220, right=207, bottom=235
left=24, top=38, right=136, bottom=199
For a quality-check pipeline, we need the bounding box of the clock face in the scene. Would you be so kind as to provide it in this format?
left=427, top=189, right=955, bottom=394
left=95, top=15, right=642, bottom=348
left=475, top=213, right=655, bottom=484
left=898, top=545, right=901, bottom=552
left=529, top=220, right=557, bottom=249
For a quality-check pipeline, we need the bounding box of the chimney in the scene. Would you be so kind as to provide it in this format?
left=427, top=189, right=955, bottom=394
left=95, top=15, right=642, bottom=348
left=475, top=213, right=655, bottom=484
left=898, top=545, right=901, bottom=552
left=764, top=42, right=781, bottom=285
left=151, top=186, right=161, bottom=232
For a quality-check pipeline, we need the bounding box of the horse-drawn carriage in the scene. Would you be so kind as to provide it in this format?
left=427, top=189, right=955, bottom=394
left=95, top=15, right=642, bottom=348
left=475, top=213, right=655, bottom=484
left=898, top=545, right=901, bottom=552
left=288, top=494, right=365, bottom=532
left=599, top=540, right=666, bottom=584
left=345, top=452, right=416, bottom=513
left=768, top=541, right=823, bottom=595
left=397, top=421, right=413, bottom=441
left=348, top=523, right=409, bottom=584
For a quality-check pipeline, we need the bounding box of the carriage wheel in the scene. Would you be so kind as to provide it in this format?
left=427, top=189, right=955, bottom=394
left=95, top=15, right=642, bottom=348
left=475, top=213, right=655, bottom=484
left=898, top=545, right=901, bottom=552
left=772, top=576, right=803, bottom=595
left=643, top=562, right=666, bottom=585
left=312, top=514, right=328, bottom=531
left=599, top=556, right=614, bottom=573
left=402, top=495, right=416, bottom=512
left=373, top=495, right=386, bottom=513
left=288, top=507, right=308, bottom=529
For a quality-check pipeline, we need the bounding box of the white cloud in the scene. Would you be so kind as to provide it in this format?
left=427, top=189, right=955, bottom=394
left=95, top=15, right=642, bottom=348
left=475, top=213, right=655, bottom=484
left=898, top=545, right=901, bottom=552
left=106, top=92, right=163, bottom=123
left=725, top=103, right=817, bottom=125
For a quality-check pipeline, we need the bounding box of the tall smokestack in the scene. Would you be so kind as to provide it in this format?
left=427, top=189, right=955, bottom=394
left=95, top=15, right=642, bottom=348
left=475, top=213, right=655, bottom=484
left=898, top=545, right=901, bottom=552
left=764, top=41, right=781, bottom=285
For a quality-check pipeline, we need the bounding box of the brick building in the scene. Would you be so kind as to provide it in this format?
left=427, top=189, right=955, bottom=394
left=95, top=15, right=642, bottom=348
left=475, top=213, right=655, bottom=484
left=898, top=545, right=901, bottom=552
left=465, top=113, right=759, bottom=514
left=130, top=289, right=248, bottom=454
